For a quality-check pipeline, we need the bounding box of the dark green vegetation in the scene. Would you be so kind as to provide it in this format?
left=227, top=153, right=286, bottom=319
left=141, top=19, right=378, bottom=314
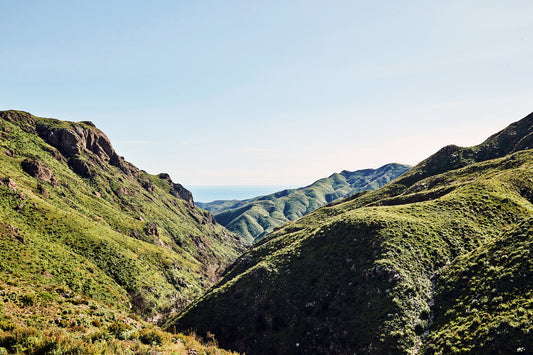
left=169, top=112, right=533, bottom=354
left=0, top=110, right=244, bottom=354
left=422, top=217, right=533, bottom=353
left=198, top=164, right=410, bottom=243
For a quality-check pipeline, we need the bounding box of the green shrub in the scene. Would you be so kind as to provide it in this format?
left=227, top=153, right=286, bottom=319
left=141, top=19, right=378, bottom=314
left=0, top=320, right=16, bottom=332
left=138, top=328, right=164, bottom=345
left=107, top=321, right=133, bottom=340
left=0, top=327, right=40, bottom=353
left=20, top=293, right=36, bottom=306
left=87, top=329, right=113, bottom=343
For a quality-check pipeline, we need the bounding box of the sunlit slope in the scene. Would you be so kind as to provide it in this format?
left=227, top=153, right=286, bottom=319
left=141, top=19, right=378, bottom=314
left=168, top=112, right=533, bottom=354
left=0, top=110, right=245, bottom=319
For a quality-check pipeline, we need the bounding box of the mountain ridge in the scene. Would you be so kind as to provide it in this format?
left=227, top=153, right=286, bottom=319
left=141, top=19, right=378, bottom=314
left=168, top=112, right=533, bottom=354
left=0, top=110, right=243, bottom=353
left=199, top=163, right=410, bottom=243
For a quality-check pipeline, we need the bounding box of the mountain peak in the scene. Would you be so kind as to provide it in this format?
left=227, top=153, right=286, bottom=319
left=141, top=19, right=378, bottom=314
left=394, top=111, right=533, bottom=188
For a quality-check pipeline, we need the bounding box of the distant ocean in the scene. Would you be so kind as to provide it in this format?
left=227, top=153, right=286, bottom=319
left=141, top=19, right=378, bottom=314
left=188, top=185, right=298, bottom=203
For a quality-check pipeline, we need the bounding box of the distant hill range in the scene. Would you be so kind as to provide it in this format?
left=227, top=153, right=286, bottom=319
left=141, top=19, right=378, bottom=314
left=169, top=112, right=533, bottom=354
left=198, top=163, right=410, bottom=244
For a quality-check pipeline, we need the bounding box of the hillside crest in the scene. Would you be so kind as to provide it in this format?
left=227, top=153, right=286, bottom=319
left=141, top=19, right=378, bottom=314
left=199, top=163, right=410, bottom=243
left=168, top=111, right=533, bottom=354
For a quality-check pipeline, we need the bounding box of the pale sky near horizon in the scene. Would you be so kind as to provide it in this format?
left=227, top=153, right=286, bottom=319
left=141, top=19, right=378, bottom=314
left=1, top=1, right=532, bottom=187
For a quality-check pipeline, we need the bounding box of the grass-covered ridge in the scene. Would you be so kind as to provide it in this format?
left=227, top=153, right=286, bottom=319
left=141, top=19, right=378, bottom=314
left=168, top=112, right=533, bottom=354
left=0, top=110, right=245, bottom=353
left=198, top=163, right=410, bottom=243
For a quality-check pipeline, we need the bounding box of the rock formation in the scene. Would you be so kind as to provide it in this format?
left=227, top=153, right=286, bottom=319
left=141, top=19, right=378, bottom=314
left=158, top=173, right=195, bottom=208
left=35, top=121, right=139, bottom=177
left=21, top=159, right=58, bottom=185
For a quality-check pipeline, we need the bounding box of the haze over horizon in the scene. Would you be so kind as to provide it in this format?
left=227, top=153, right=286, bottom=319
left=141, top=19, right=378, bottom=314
left=1, top=1, right=532, bottom=186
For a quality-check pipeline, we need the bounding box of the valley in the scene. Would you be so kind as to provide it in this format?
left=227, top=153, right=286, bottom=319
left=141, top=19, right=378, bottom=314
left=0, top=110, right=532, bottom=354
left=168, top=112, right=533, bottom=354
left=198, top=163, right=410, bottom=243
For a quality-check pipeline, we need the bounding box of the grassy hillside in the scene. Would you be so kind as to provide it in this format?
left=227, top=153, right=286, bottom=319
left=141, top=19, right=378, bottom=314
left=198, top=163, right=410, bottom=243
left=168, top=112, right=533, bottom=354
left=0, top=272, right=238, bottom=354
left=421, top=216, right=533, bottom=354
left=0, top=110, right=244, bottom=353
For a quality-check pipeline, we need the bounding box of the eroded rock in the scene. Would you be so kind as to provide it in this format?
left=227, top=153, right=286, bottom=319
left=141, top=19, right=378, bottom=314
left=4, top=177, right=17, bottom=191
left=158, top=173, right=195, bottom=208
left=145, top=222, right=159, bottom=236
left=171, top=183, right=195, bottom=208
left=21, top=159, right=58, bottom=185
left=37, top=184, right=50, bottom=198
left=37, top=122, right=139, bottom=178
left=68, top=157, right=96, bottom=178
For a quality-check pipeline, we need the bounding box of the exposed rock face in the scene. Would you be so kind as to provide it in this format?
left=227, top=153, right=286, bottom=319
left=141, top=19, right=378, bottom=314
left=4, top=110, right=197, bottom=210
left=171, top=183, right=194, bottom=208
left=158, top=173, right=195, bottom=208
left=140, top=179, right=154, bottom=192
left=67, top=157, right=96, bottom=178
left=3, top=177, right=17, bottom=191
left=37, top=184, right=50, bottom=198
left=21, top=159, right=58, bottom=185
left=36, top=123, right=139, bottom=178
left=0, top=111, right=36, bottom=133
left=115, top=186, right=135, bottom=197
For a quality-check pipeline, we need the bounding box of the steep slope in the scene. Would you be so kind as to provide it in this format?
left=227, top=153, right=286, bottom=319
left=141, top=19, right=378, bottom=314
left=168, top=112, right=533, bottom=354
left=0, top=110, right=245, bottom=321
left=421, top=216, right=533, bottom=354
left=198, top=163, right=410, bottom=243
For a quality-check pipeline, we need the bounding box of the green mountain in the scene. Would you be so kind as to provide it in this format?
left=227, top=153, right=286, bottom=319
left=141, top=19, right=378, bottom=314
left=168, top=112, right=533, bottom=354
left=198, top=163, right=410, bottom=244
left=0, top=110, right=243, bottom=353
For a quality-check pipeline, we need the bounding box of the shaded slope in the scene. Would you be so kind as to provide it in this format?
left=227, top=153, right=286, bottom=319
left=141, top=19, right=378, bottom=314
left=0, top=110, right=245, bottom=320
left=198, top=163, right=410, bottom=243
left=168, top=112, right=533, bottom=354
left=421, top=216, right=533, bottom=354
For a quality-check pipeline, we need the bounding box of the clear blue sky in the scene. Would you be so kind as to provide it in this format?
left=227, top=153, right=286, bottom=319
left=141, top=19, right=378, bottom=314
left=1, top=1, right=532, bottom=187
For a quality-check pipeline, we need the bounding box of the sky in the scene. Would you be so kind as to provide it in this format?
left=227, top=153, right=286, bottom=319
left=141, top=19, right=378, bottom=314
left=1, top=1, right=532, bottom=189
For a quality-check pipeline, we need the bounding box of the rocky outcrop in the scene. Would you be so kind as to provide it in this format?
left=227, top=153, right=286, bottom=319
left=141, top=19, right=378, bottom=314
left=144, top=222, right=159, bottom=236
left=171, top=183, right=194, bottom=207
left=140, top=179, right=154, bottom=192
left=36, top=122, right=139, bottom=178
left=3, top=110, right=196, bottom=209
left=2, top=177, right=17, bottom=191
left=21, top=159, right=58, bottom=185
left=67, top=157, right=96, bottom=178
left=158, top=173, right=195, bottom=208
left=0, top=111, right=36, bottom=133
